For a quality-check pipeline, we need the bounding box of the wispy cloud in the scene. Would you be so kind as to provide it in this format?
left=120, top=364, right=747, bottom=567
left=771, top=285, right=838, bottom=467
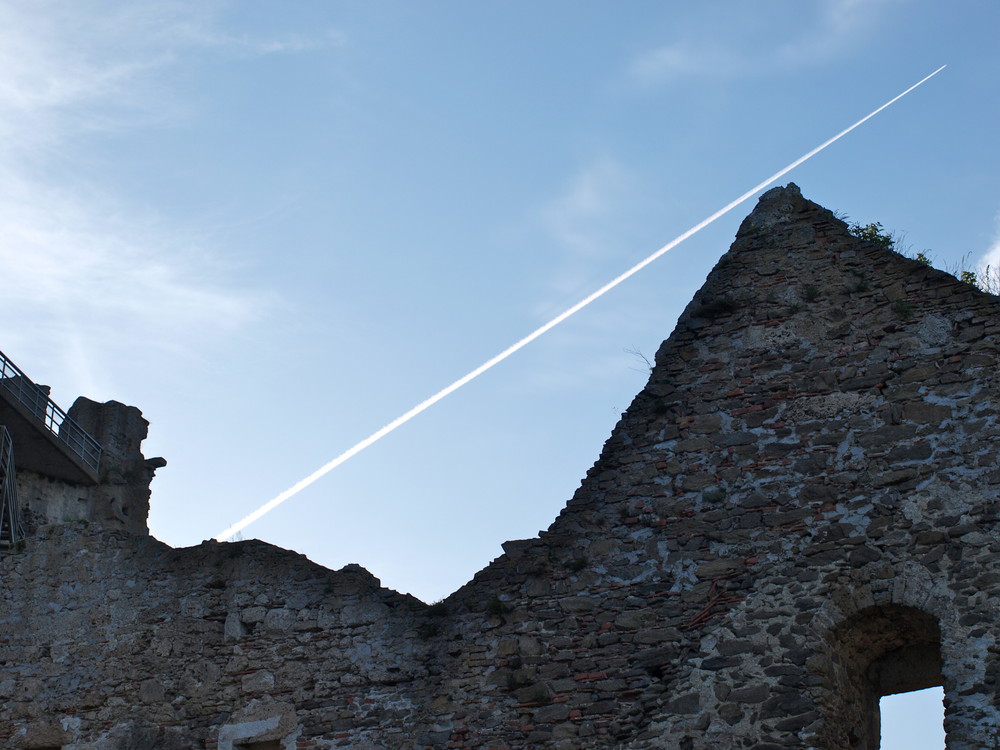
left=775, top=0, right=904, bottom=66
left=0, top=1, right=335, bottom=396
left=541, top=158, right=633, bottom=259
left=0, top=175, right=253, bottom=334
left=628, top=0, right=903, bottom=86
left=169, top=16, right=347, bottom=56
left=629, top=39, right=744, bottom=87
left=0, top=1, right=344, bottom=147
left=538, top=158, right=639, bottom=303
left=0, top=172, right=258, bottom=398
left=977, top=211, right=1000, bottom=272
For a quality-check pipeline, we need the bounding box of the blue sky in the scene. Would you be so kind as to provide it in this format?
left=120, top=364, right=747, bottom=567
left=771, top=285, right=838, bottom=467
left=4, top=0, right=997, bottom=591
left=1, top=3, right=994, bottom=743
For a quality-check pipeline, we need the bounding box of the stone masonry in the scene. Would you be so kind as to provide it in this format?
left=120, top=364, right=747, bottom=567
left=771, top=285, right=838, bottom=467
left=2, top=184, right=999, bottom=749
left=16, top=398, right=167, bottom=536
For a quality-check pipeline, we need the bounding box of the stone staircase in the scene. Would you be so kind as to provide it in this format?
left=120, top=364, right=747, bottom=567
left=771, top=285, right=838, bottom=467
left=0, top=348, right=103, bottom=485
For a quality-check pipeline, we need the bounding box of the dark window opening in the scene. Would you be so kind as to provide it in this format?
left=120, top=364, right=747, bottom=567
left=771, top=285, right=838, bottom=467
left=824, top=604, right=944, bottom=749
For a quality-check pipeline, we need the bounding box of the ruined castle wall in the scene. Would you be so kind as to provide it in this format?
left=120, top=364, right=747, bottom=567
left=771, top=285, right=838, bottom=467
left=16, top=399, right=167, bottom=536
left=408, top=186, right=1000, bottom=749
left=16, top=470, right=91, bottom=527
left=3, top=186, right=1000, bottom=749
left=1, top=527, right=430, bottom=749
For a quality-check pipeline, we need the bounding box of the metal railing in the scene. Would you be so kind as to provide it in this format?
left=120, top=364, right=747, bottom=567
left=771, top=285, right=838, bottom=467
left=0, top=426, right=22, bottom=546
left=0, top=350, right=102, bottom=473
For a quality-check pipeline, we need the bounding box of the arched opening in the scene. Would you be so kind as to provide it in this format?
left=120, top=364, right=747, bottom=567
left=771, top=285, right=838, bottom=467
left=822, top=604, right=944, bottom=749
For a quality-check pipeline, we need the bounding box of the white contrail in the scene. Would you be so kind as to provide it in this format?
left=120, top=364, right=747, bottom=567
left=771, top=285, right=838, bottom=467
left=215, top=65, right=946, bottom=542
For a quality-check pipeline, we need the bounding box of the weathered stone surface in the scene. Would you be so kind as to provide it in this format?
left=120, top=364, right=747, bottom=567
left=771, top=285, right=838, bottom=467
left=16, top=399, right=164, bottom=536
left=3, top=184, right=1000, bottom=749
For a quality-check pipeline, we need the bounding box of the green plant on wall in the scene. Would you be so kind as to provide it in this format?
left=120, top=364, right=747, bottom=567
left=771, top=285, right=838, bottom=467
left=849, top=221, right=895, bottom=250
left=848, top=219, right=998, bottom=296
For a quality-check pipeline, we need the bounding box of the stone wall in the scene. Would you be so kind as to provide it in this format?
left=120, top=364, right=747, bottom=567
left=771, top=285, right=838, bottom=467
left=18, top=399, right=166, bottom=535
left=2, top=185, right=999, bottom=749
